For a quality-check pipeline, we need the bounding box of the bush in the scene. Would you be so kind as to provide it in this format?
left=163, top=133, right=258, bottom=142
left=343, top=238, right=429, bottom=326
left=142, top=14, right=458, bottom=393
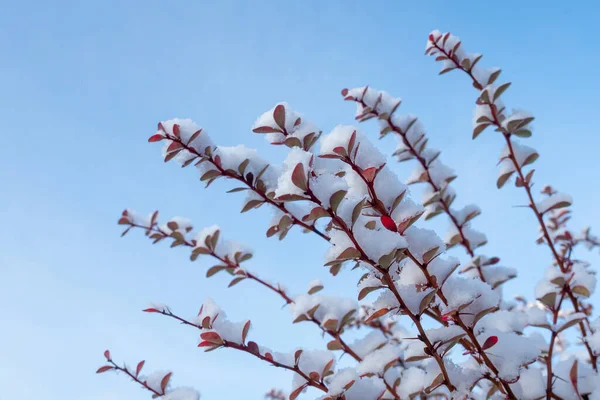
left=96, top=30, right=600, bottom=400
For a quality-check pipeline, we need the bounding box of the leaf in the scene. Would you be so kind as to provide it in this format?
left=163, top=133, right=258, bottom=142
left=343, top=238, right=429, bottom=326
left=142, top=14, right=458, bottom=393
left=242, top=320, right=251, bottom=344
left=291, top=163, right=308, bottom=191
left=422, top=246, right=440, bottom=264
left=351, top=199, right=365, bottom=226
left=252, top=126, right=281, bottom=134
left=358, top=286, right=382, bottom=301
left=247, top=341, right=259, bottom=355
left=514, top=129, right=532, bottom=138
left=539, top=292, right=557, bottom=308
left=348, top=130, right=357, bottom=155
left=481, top=335, right=498, bottom=350
left=103, top=350, right=111, bottom=360
left=206, top=266, right=225, bottom=278
left=337, top=247, right=361, bottom=261
left=96, top=366, right=113, bottom=373
left=497, top=170, right=515, bottom=189
left=273, top=104, right=286, bottom=130
left=572, top=285, right=590, bottom=298
left=200, top=331, right=223, bottom=344
left=365, top=307, right=392, bottom=323
left=294, top=349, right=303, bottom=365
left=142, top=308, right=161, bottom=313
left=308, top=284, right=323, bottom=295
left=487, top=69, right=502, bottom=85
left=241, top=199, right=263, bottom=213
left=559, top=316, right=585, bottom=333
left=493, top=82, right=511, bottom=101
left=425, top=373, right=445, bottom=394
left=380, top=215, right=398, bottom=232
left=187, top=129, right=202, bottom=145
left=329, top=190, right=347, bottom=213
left=228, top=277, right=246, bottom=287
left=226, top=187, right=247, bottom=193
left=148, top=134, right=164, bottom=142
left=136, top=360, right=145, bottom=377
left=570, top=359, right=579, bottom=391
left=362, top=166, right=377, bottom=182
left=164, top=149, right=181, bottom=162
left=172, top=124, right=181, bottom=137
left=419, top=290, right=437, bottom=314
left=473, top=123, right=490, bottom=139
left=160, top=372, right=172, bottom=393
left=201, top=169, right=220, bottom=182
left=323, top=319, right=338, bottom=331
left=289, top=384, right=306, bottom=400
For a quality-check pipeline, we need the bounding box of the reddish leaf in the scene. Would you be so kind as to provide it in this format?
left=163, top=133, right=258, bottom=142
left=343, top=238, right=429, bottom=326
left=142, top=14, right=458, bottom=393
left=200, top=331, right=223, bottom=344
left=481, top=335, right=498, bottom=350
left=136, top=360, right=145, bottom=377
left=252, top=126, right=281, bottom=134
left=172, top=124, right=180, bottom=137
left=333, top=146, right=346, bottom=155
left=198, top=340, right=214, bottom=347
left=242, top=320, right=251, bottom=344
left=96, top=366, right=113, bottom=373
left=247, top=341, right=259, bottom=355
left=341, top=88, right=349, bottom=97
left=160, top=372, right=172, bottom=393
left=148, top=134, right=164, bottom=142
left=291, top=163, right=307, bottom=191
left=380, top=216, right=398, bottom=232
left=103, top=350, right=111, bottom=360
left=273, top=104, right=286, bottom=130
left=362, top=167, right=377, bottom=182
left=142, top=308, right=160, bottom=313
left=570, top=359, right=579, bottom=391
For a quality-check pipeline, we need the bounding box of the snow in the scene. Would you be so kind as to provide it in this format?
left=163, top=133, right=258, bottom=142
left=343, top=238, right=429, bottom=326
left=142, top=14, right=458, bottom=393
left=350, top=330, right=388, bottom=359
left=158, top=118, right=215, bottom=158
left=404, top=226, right=445, bottom=264
left=536, top=192, right=573, bottom=214
left=275, top=147, right=313, bottom=198
left=357, top=343, right=402, bottom=376
left=164, top=388, right=201, bottom=400
left=290, top=294, right=357, bottom=329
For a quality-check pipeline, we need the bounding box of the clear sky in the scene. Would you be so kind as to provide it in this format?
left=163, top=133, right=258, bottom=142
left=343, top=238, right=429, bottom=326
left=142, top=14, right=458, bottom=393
left=1, top=1, right=599, bottom=399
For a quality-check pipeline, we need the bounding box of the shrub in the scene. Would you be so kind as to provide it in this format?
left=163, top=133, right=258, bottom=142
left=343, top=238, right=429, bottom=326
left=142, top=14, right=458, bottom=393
left=96, top=30, right=600, bottom=400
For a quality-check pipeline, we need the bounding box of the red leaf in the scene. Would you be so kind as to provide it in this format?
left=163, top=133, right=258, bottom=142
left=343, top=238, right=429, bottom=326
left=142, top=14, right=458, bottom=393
left=136, top=360, right=145, bottom=377
left=362, top=167, right=377, bottom=182
left=333, top=146, right=346, bottom=155
left=273, top=105, right=286, bottom=130
left=481, top=335, right=498, bottom=350
left=252, top=126, right=281, bottom=134
left=198, top=340, right=213, bottom=347
left=160, top=372, right=172, bottom=393
left=142, top=308, right=160, bottom=313
left=341, top=88, right=349, bottom=97
left=148, top=134, right=164, bottom=142
left=291, top=163, right=307, bottom=191
left=103, top=350, right=111, bottom=360
left=380, top=216, right=397, bottom=232
left=200, top=331, right=222, bottom=344
left=172, top=124, right=180, bottom=137
left=242, top=320, right=251, bottom=344
left=247, top=341, right=259, bottom=355
left=96, top=366, right=113, bottom=373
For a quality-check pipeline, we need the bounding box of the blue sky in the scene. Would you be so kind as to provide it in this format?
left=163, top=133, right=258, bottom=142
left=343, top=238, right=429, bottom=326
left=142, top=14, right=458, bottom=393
left=1, top=1, right=599, bottom=399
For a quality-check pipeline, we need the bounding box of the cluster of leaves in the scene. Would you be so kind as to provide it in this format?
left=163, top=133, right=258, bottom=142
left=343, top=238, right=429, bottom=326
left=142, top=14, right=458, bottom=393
left=98, top=30, right=600, bottom=400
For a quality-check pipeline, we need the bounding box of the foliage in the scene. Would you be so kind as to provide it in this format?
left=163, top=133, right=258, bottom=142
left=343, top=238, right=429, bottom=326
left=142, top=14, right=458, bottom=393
left=97, top=30, right=600, bottom=400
